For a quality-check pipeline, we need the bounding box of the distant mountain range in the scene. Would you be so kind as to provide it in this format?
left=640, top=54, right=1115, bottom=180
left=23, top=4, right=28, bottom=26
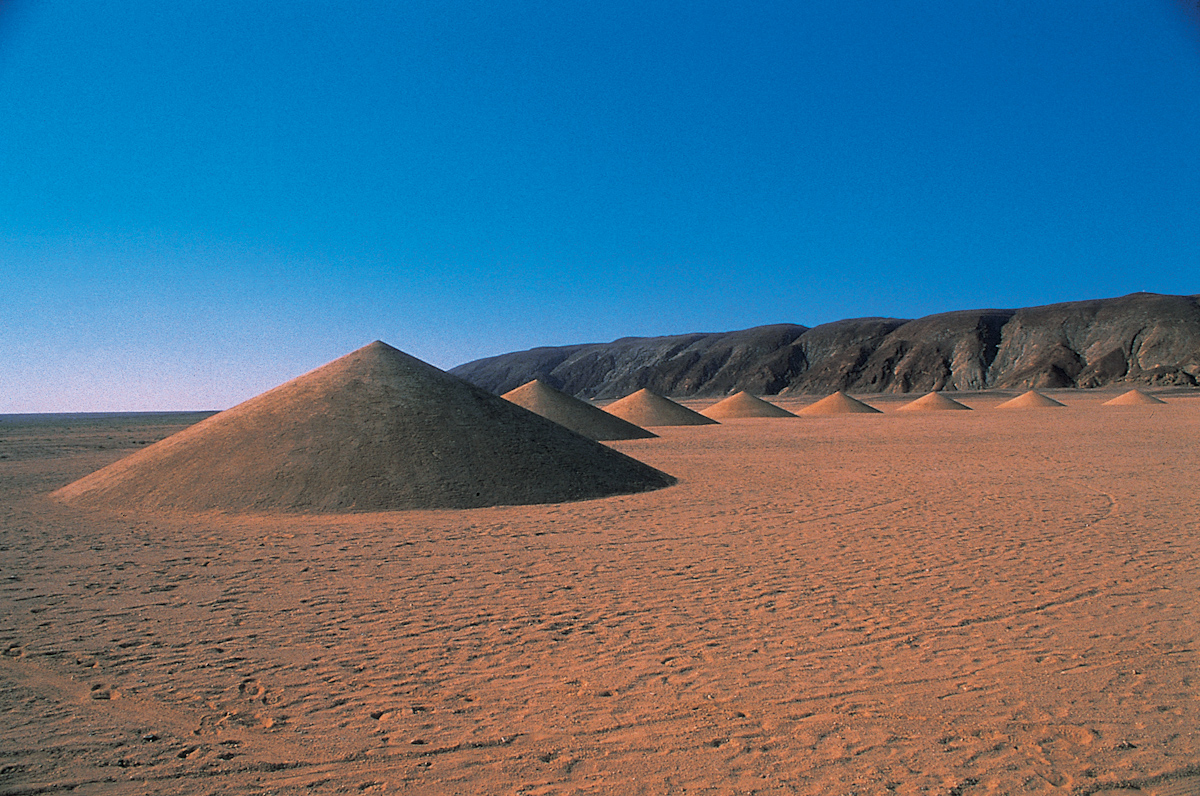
left=450, top=293, right=1200, bottom=397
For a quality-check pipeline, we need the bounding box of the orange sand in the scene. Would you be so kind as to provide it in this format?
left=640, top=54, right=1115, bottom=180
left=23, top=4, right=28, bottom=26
left=2, top=389, right=1199, bottom=795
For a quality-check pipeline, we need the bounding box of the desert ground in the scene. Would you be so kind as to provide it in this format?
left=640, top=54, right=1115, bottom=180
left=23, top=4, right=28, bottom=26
left=2, top=390, right=1198, bottom=795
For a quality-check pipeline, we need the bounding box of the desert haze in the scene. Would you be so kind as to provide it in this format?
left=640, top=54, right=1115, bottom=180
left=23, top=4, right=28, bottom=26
left=2, top=389, right=1199, bottom=794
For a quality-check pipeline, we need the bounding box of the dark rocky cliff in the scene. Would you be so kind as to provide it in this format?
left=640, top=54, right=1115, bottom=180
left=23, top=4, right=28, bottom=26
left=450, top=293, right=1200, bottom=397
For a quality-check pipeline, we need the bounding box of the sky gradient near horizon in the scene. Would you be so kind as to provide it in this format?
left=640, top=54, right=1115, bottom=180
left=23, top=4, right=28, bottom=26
left=3, top=0, right=1199, bottom=412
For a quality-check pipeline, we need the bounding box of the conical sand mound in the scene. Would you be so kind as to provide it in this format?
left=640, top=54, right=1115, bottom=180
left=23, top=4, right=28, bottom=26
left=603, top=389, right=718, bottom=427
left=701, top=391, right=797, bottom=419
left=1103, top=389, right=1167, bottom=406
left=502, top=379, right=657, bottom=440
left=54, top=342, right=675, bottom=513
left=897, top=392, right=972, bottom=412
left=996, top=390, right=1066, bottom=409
left=797, top=391, right=882, bottom=416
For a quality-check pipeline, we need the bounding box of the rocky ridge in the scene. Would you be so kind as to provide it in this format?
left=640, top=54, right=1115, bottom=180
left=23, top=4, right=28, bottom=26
left=451, top=293, right=1200, bottom=397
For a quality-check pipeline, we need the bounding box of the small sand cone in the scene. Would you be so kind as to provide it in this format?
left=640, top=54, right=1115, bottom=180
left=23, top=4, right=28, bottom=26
left=502, top=379, right=657, bottom=440
left=603, top=389, right=719, bottom=427
left=897, top=392, right=972, bottom=411
left=701, top=391, right=796, bottom=419
left=996, top=390, right=1066, bottom=409
left=1102, top=389, right=1167, bottom=406
left=797, top=391, right=881, bottom=416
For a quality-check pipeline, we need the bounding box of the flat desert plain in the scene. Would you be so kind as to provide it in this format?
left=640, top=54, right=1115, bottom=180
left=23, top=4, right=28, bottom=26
left=2, top=391, right=1199, bottom=795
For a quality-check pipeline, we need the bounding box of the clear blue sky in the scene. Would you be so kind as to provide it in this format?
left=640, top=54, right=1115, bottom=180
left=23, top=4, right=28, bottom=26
left=2, top=0, right=1198, bottom=411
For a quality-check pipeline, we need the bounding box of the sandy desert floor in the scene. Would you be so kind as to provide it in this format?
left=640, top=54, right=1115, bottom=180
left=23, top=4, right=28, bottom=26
left=1, top=391, right=1198, bottom=795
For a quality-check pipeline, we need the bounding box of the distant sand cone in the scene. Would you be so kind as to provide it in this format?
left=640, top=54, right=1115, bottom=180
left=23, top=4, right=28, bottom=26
left=1103, top=389, right=1167, bottom=406
left=603, top=388, right=719, bottom=427
left=996, top=390, right=1066, bottom=409
left=54, top=342, right=675, bottom=513
left=797, top=391, right=881, bottom=416
left=897, top=392, right=972, bottom=412
left=502, top=379, right=657, bottom=440
left=701, top=391, right=797, bottom=419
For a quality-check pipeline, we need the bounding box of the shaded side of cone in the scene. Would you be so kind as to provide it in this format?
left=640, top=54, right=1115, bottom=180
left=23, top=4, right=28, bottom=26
left=603, top=388, right=719, bottom=427
left=897, top=392, right=972, bottom=411
left=797, top=391, right=882, bottom=415
left=54, top=342, right=675, bottom=513
left=502, top=379, right=657, bottom=440
left=996, top=390, right=1066, bottom=409
left=701, top=391, right=797, bottom=419
left=1103, top=389, right=1167, bottom=406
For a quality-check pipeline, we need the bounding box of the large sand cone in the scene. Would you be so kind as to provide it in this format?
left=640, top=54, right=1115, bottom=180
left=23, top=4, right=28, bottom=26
left=797, top=391, right=881, bottom=416
left=701, top=391, right=796, bottom=419
left=502, top=379, right=656, bottom=440
left=996, top=390, right=1066, bottom=409
left=603, top=388, right=718, bottom=427
left=1103, top=389, right=1167, bottom=406
left=897, top=392, right=972, bottom=412
left=54, top=342, right=675, bottom=513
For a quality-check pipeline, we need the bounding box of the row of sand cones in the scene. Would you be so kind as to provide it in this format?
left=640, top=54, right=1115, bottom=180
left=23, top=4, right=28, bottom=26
left=503, top=379, right=1169, bottom=441
left=50, top=342, right=1172, bottom=514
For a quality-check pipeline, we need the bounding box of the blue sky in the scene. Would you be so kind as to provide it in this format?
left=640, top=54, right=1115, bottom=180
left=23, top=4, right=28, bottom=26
left=2, top=0, right=1198, bottom=411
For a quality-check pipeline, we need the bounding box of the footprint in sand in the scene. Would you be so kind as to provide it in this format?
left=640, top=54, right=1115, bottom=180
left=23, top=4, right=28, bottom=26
left=238, top=678, right=267, bottom=703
